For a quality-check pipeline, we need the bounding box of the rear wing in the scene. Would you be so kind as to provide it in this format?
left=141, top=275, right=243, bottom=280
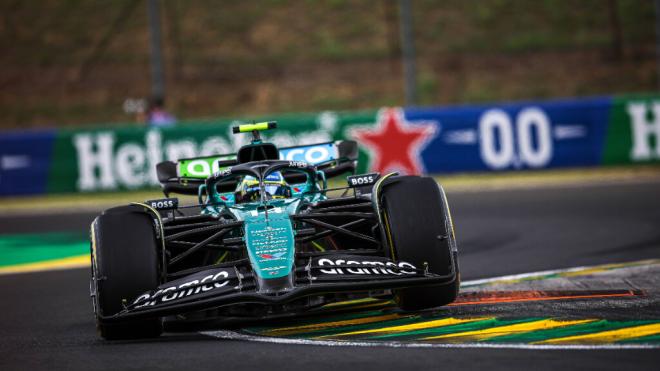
left=156, top=140, right=358, bottom=196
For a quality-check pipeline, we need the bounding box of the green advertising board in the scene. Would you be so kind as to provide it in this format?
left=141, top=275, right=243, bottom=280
left=604, top=94, right=660, bottom=166
left=46, top=110, right=377, bottom=193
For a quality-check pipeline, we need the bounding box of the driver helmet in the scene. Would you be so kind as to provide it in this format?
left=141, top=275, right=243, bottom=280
left=234, top=172, right=292, bottom=203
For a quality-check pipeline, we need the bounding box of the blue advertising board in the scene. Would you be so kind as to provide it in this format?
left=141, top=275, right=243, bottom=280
left=404, top=97, right=612, bottom=173
left=0, top=130, right=56, bottom=196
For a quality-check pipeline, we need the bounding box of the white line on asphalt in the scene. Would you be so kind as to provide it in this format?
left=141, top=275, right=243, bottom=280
left=201, top=329, right=660, bottom=350
left=460, top=260, right=659, bottom=287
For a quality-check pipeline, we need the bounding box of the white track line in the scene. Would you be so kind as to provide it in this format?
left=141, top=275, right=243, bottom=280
left=201, top=329, right=659, bottom=350
left=460, top=260, right=659, bottom=287
left=461, top=267, right=590, bottom=287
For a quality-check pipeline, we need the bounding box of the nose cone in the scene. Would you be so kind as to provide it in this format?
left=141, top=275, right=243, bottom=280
left=243, top=208, right=296, bottom=293
left=255, top=274, right=295, bottom=294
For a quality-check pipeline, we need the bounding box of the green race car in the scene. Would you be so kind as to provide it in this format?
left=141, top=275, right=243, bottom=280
left=89, top=122, right=460, bottom=340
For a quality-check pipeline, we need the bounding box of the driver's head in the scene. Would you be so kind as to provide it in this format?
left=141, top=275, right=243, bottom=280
left=234, top=172, right=292, bottom=204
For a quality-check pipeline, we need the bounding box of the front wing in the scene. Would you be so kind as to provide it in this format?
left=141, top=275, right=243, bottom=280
left=100, top=254, right=457, bottom=321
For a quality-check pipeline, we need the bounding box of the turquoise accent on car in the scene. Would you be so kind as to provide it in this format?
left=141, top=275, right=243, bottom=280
left=229, top=198, right=302, bottom=279
left=242, top=208, right=296, bottom=279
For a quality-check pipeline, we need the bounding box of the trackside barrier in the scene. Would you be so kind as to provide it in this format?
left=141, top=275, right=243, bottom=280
left=1, top=95, right=659, bottom=196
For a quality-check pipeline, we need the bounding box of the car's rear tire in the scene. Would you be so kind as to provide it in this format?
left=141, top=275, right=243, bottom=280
left=380, top=176, right=459, bottom=311
left=90, top=205, right=163, bottom=340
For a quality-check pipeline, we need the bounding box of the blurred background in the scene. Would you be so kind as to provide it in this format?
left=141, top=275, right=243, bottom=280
left=1, top=0, right=659, bottom=198
left=0, top=0, right=657, bottom=128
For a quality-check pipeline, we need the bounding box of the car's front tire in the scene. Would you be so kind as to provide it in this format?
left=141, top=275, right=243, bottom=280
left=379, top=176, right=459, bottom=311
left=90, top=205, right=163, bottom=340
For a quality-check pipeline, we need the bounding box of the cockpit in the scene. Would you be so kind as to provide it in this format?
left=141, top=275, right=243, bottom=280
left=233, top=172, right=293, bottom=204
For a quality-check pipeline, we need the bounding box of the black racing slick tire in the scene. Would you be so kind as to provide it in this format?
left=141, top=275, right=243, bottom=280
left=90, top=205, right=163, bottom=340
left=380, top=176, right=459, bottom=311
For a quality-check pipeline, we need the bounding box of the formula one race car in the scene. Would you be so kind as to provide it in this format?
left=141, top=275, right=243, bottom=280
left=89, top=122, right=459, bottom=340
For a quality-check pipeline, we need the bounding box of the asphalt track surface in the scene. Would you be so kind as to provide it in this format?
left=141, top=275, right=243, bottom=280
left=1, top=180, right=659, bottom=370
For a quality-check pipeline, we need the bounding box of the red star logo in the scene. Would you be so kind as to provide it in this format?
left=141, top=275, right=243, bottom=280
left=348, top=108, right=438, bottom=175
